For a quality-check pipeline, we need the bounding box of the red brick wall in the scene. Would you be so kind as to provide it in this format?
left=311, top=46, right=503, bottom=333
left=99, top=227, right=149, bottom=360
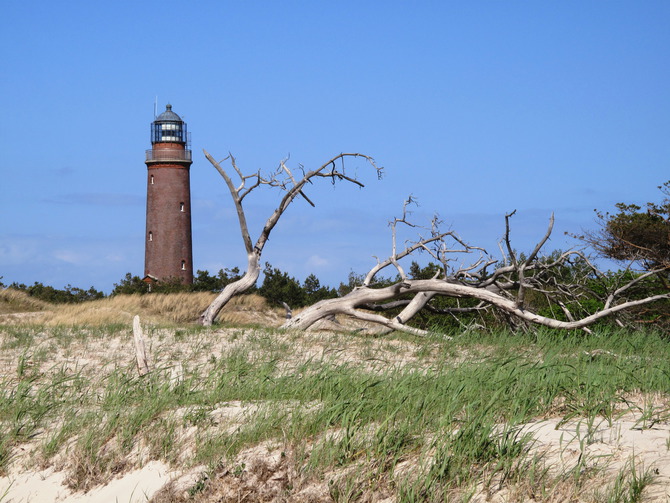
left=144, top=152, right=193, bottom=284
left=152, top=142, right=184, bottom=151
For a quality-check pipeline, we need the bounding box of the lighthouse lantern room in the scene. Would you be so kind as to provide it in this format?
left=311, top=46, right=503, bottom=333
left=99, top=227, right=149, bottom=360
left=150, top=104, right=188, bottom=143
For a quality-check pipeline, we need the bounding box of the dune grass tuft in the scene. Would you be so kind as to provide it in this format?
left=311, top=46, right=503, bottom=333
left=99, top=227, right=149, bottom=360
left=0, top=290, right=276, bottom=327
left=42, top=292, right=216, bottom=325
left=0, top=288, right=51, bottom=315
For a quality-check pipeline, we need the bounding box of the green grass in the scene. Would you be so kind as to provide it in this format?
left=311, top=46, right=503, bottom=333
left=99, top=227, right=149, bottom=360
left=598, top=456, right=657, bottom=503
left=0, top=323, right=669, bottom=500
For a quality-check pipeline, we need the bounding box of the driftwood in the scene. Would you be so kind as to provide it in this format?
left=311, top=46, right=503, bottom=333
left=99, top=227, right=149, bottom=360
left=282, top=302, right=293, bottom=320
left=132, top=315, right=150, bottom=376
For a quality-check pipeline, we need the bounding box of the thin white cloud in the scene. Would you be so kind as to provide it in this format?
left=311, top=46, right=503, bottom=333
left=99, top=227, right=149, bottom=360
left=104, top=253, right=126, bottom=263
left=53, top=249, right=87, bottom=264
left=0, top=237, right=40, bottom=265
left=306, top=255, right=329, bottom=268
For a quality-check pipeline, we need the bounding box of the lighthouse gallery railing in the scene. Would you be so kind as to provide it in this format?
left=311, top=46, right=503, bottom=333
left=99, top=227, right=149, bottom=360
left=145, top=149, right=192, bottom=162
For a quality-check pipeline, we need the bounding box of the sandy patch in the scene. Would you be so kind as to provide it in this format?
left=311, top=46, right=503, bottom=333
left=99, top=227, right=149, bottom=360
left=524, top=414, right=670, bottom=501
left=1, top=461, right=174, bottom=503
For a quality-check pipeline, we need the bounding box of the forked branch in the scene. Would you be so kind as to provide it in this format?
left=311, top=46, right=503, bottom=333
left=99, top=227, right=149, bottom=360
left=200, top=150, right=380, bottom=326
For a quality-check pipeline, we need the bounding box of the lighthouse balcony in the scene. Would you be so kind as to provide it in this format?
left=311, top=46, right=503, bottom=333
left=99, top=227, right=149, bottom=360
left=145, top=149, right=192, bottom=162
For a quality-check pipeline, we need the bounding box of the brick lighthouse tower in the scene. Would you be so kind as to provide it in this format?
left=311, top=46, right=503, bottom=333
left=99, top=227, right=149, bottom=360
left=144, top=104, right=193, bottom=284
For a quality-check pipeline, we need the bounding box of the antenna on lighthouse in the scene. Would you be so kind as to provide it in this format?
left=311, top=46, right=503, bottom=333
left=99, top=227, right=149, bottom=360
left=153, top=96, right=158, bottom=119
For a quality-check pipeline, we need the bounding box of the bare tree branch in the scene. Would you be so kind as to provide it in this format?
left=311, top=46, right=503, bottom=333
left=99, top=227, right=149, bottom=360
left=200, top=150, right=381, bottom=325
left=517, top=213, right=554, bottom=310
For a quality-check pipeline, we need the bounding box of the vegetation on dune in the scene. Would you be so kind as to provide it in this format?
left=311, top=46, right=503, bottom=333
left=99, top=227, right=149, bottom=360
left=3, top=281, right=104, bottom=304
left=0, top=288, right=52, bottom=315
left=572, top=180, right=670, bottom=328
left=110, top=267, right=247, bottom=296
left=110, top=263, right=339, bottom=310
left=579, top=181, right=670, bottom=273
left=0, top=315, right=669, bottom=500
left=0, top=289, right=275, bottom=326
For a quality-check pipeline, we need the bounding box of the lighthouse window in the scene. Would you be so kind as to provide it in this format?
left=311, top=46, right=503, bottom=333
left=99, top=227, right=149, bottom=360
left=152, top=122, right=185, bottom=143
left=149, top=232, right=153, bottom=241
left=150, top=175, right=154, bottom=185
left=156, top=122, right=183, bottom=142
left=180, top=202, right=185, bottom=212
left=181, top=260, right=186, bottom=270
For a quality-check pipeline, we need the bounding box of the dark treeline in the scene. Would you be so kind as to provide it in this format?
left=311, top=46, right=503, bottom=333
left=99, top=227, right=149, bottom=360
left=109, top=263, right=340, bottom=308
left=1, top=281, right=105, bottom=304
left=0, top=264, right=342, bottom=307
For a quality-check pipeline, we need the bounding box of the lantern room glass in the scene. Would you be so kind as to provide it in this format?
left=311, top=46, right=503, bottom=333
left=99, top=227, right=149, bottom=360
left=151, top=121, right=188, bottom=144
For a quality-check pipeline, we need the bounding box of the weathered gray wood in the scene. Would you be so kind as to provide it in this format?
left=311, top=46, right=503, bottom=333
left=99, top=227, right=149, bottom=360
left=281, top=211, right=669, bottom=335
left=199, top=150, right=379, bottom=326
left=133, top=315, right=150, bottom=376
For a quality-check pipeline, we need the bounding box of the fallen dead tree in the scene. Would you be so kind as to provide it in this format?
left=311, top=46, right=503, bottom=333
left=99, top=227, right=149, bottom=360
left=282, top=204, right=670, bottom=335
left=199, top=150, right=380, bottom=326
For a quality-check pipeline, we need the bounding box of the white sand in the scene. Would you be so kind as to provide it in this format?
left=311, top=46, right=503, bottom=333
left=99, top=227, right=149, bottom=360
left=524, top=414, right=670, bottom=501
left=1, top=461, right=172, bottom=503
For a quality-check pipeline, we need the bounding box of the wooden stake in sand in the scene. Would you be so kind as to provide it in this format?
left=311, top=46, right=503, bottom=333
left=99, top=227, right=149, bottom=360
left=133, top=315, right=151, bottom=376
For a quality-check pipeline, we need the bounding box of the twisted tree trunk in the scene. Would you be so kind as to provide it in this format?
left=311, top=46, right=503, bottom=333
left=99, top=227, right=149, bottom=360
left=199, top=150, right=380, bottom=326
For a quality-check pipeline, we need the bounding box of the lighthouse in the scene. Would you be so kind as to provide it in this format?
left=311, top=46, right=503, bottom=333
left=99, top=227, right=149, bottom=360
left=144, top=104, right=194, bottom=284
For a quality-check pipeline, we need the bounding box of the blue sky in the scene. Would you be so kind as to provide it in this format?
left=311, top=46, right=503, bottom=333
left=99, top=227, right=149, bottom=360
left=2, top=1, right=669, bottom=292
